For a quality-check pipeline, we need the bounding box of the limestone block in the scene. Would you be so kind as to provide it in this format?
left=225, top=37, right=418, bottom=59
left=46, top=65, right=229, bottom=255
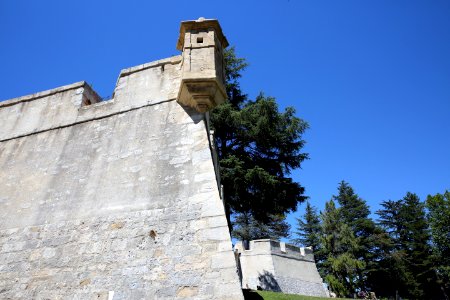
left=177, top=286, right=199, bottom=298
left=211, top=252, right=237, bottom=269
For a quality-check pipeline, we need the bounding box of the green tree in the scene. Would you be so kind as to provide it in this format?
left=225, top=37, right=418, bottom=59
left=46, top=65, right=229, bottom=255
left=320, top=199, right=364, bottom=297
left=377, top=193, right=439, bottom=299
left=402, top=192, right=436, bottom=299
left=426, top=191, right=450, bottom=299
left=232, top=212, right=290, bottom=243
left=334, top=181, right=385, bottom=292
left=291, top=202, right=322, bottom=256
left=210, top=47, right=309, bottom=236
left=377, top=199, right=405, bottom=250
left=334, top=181, right=373, bottom=238
left=377, top=199, right=416, bottom=298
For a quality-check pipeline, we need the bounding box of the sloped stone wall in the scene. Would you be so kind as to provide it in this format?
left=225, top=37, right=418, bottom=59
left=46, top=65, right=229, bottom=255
left=0, top=60, right=243, bottom=299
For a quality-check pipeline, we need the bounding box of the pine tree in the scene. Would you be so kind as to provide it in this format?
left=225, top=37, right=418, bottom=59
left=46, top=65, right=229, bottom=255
left=291, top=202, right=323, bottom=266
left=377, top=199, right=405, bottom=250
left=402, top=192, right=435, bottom=299
left=333, top=181, right=381, bottom=291
left=377, top=197, right=420, bottom=298
left=210, top=47, right=309, bottom=235
left=232, top=212, right=290, bottom=242
left=377, top=193, right=439, bottom=299
left=426, top=191, right=450, bottom=299
left=334, top=181, right=371, bottom=236
left=372, top=199, right=405, bottom=298
left=291, top=202, right=321, bottom=248
left=320, top=199, right=364, bottom=297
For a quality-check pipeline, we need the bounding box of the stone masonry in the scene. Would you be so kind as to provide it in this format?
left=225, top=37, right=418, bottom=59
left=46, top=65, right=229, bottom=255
left=235, top=239, right=329, bottom=297
left=0, top=19, right=244, bottom=299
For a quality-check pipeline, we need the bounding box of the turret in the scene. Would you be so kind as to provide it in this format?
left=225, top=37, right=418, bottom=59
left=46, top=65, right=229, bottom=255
left=176, top=18, right=229, bottom=113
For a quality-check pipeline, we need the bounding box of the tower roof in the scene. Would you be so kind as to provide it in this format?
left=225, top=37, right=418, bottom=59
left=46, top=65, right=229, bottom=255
left=176, top=17, right=229, bottom=51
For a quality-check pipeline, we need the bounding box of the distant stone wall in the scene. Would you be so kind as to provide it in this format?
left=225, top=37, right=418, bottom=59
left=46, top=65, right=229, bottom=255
left=0, top=19, right=243, bottom=300
left=235, top=239, right=328, bottom=298
left=276, top=276, right=327, bottom=297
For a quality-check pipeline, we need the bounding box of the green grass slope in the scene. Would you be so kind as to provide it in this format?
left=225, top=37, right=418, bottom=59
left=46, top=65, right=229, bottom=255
left=243, top=289, right=351, bottom=300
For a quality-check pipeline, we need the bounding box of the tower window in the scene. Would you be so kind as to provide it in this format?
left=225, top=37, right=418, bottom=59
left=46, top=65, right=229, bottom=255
left=197, top=37, right=203, bottom=43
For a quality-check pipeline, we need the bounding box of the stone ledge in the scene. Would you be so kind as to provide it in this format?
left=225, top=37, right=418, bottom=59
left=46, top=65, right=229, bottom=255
left=0, top=98, right=177, bottom=143
left=0, top=55, right=182, bottom=109
left=119, top=55, right=182, bottom=77
left=0, top=81, right=86, bottom=108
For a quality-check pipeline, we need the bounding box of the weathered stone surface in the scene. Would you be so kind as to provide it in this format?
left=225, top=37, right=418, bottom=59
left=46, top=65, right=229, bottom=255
left=177, top=18, right=228, bottom=113
left=0, top=19, right=243, bottom=300
left=235, top=240, right=328, bottom=297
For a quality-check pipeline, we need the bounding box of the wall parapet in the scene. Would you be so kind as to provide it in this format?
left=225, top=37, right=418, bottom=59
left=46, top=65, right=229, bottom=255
left=0, top=81, right=85, bottom=108
left=0, top=57, right=182, bottom=143
left=235, top=239, right=328, bottom=297
left=236, top=239, right=315, bottom=262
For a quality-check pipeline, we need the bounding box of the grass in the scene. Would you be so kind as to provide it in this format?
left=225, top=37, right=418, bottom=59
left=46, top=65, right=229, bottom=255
left=243, top=289, right=352, bottom=300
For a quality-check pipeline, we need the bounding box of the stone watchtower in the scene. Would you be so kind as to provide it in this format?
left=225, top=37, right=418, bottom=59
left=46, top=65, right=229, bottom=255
left=0, top=19, right=243, bottom=299
left=177, top=17, right=228, bottom=112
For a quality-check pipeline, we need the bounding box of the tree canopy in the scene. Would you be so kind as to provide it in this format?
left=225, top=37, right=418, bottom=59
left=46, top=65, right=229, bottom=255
left=291, top=201, right=321, bottom=250
left=293, top=181, right=449, bottom=299
left=210, top=47, right=309, bottom=238
left=426, top=191, right=450, bottom=299
left=215, top=48, right=449, bottom=299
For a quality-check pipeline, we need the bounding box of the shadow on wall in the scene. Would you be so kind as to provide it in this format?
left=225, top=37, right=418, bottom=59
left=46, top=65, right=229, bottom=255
left=242, top=289, right=264, bottom=300
left=258, top=271, right=281, bottom=292
left=180, top=103, right=204, bottom=124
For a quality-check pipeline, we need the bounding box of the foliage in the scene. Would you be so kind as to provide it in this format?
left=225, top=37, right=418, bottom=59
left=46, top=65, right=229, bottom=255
left=210, top=47, right=309, bottom=237
left=333, top=181, right=386, bottom=292
left=232, top=212, right=290, bottom=242
left=291, top=202, right=322, bottom=251
left=376, top=192, right=444, bottom=299
left=403, top=193, right=435, bottom=298
left=377, top=199, right=405, bottom=249
left=426, top=191, right=450, bottom=298
left=292, top=182, right=448, bottom=299
left=334, top=181, right=372, bottom=237
left=319, top=199, right=365, bottom=297
left=219, top=47, right=449, bottom=300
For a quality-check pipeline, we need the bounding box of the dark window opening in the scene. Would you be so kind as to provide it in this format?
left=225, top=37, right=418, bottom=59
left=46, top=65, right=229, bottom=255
left=197, top=37, right=203, bottom=43
left=243, top=240, right=250, bottom=250
left=82, top=96, right=92, bottom=106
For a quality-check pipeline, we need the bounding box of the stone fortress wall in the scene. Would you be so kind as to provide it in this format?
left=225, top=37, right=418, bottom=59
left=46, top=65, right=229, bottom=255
left=235, top=239, right=329, bottom=297
left=0, top=19, right=243, bottom=299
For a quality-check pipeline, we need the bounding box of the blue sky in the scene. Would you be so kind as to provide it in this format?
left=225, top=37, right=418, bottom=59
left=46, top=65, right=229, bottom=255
left=1, top=1, right=449, bottom=233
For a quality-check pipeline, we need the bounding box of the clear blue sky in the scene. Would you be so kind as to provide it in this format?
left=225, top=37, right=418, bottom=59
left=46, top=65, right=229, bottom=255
left=1, top=1, right=449, bottom=233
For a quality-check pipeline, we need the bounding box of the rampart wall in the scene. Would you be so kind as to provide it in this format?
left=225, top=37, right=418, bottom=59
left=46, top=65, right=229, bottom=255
left=235, top=239, right=328, bottom=297
left=0, top=19, right=243, bottom=300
